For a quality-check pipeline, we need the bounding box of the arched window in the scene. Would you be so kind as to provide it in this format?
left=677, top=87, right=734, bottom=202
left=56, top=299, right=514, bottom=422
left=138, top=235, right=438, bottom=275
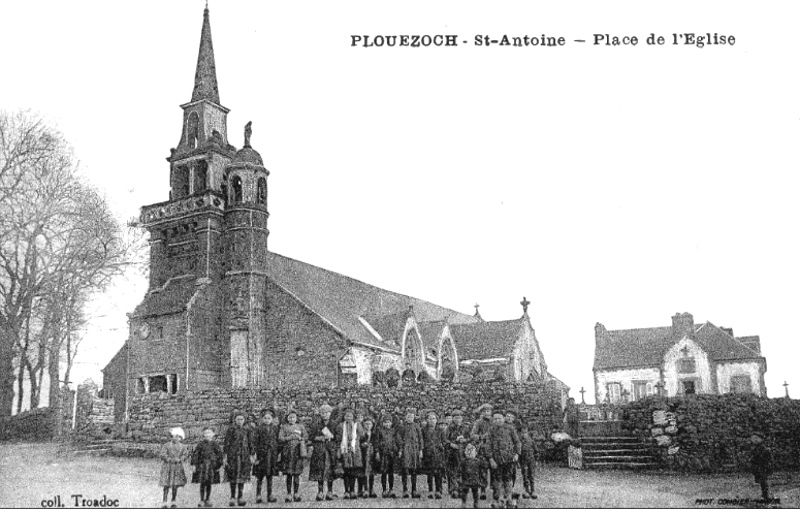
left=187, top=112, right=200, bottom=149
left=231, top=175, right=243, bottom=204
left=257, top=177, right=267, bottom=205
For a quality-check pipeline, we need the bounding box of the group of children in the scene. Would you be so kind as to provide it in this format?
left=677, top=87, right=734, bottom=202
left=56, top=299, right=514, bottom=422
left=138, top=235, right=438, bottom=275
left=159, top=403, right=538, bottom=508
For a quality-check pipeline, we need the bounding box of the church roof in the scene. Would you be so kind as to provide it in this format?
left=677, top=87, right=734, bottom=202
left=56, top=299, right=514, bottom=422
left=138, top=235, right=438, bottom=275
left=450, top=318, right=526, bottom=361
left=263, top=252, right=479, bottom=351
left=593, top=319, right=764, bottom=371
left=191, top=8, right=220, bottom=104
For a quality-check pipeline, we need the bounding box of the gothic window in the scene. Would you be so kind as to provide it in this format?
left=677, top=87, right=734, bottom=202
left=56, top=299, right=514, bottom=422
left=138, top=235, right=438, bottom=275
left=187, top=112, right=200, bottom=149
left=231, top=175, right=243, bottom=204
left=257, top=177, right=267, bottom=204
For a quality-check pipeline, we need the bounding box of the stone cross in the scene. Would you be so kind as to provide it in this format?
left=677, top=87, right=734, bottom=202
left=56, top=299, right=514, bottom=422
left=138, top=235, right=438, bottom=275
left=474, top=303, right=480, bottom=315
left=579, top=386, right=586, bottom=404
left=520, top=296, right=530, bottom=315
left=784, top=381, right=790, bottom=398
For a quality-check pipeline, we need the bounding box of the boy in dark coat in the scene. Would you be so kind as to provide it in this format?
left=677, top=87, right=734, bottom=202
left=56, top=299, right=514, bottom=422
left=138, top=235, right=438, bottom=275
left=518, top=424, right=537, bottom=500
left=224, top=413, right=254, bottom=507
left=308, top=403, right=339, bottom=501
left=396, top=409, right=423, bottom=498
left=471, top=404, right=494, bottom=500
left=750, top=432, right=773, bottom=500
left=422, top=411, right=448, bottom=499
left=460, top=444, right=485, bottom=508
left=488, top=411, right=520, bottom=508
left=374, top=415, right=398, bottom=498
left=192, top=427, right=223, bottom=508
left=448, top=409, right=472, bottom=498
left=253, top=409, right=279, bottom=504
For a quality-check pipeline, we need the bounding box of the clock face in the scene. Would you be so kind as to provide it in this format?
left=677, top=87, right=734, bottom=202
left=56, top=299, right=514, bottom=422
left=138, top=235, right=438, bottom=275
left=138, top=323, right=151, bottom=339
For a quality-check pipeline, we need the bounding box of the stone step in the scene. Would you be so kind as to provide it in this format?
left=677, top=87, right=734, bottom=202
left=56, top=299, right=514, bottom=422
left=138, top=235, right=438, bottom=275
left=583, top=455, right=658, bottom=462
left=583, top=448, right=654, bottom=455
left=584, top=461, right=661, bottom=469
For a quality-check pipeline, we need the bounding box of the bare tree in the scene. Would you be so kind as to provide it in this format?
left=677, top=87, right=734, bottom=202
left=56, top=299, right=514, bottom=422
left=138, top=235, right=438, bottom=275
left=0, top=110, right=138, bottom=421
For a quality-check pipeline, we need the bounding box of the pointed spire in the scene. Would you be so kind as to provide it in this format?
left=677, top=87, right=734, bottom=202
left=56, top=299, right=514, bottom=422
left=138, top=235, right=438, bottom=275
left=191, top=6, right=220, bottom=104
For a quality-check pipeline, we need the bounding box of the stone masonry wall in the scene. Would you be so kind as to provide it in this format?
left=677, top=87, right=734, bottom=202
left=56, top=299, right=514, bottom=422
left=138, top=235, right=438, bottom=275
left=127, top=381, right=563, bottom=442
left=622, top=394, right=800, bottom=472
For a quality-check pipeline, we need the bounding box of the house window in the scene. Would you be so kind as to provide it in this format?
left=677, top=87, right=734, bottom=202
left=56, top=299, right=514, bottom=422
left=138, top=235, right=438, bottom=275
left=257, top=177, right=267, bottom=204
left=150, top=375, right=168, bottom=393
left=633, top=381, right=648, bottom=401
left=231, top=175, right=243, bottom=204
left=678, top=358, right=696, bottom=374
left=731, top=375, right=752, bottom=394
left=607, top=382, right=622, bottom=404
left=681, top=380, right=696, bottom=395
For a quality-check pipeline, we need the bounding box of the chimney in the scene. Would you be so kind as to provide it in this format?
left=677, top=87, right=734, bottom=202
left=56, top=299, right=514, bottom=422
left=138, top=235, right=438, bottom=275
left=720, top=327, right=734, bottom=337
left=672, top=312, right=694, bottom=338
left=595, top=322, right=606, bottom=340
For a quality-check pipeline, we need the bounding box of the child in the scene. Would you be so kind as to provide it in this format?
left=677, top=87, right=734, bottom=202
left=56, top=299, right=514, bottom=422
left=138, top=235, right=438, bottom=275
left=224, top=413, right=253, bottom=507
left=278, top=410, right=308, bottom=503
left=191, top=427, right=223, bottom=508
left=160, top=427, right=189, bottom=508
left=358, top=417, right=377, bottom=498
left=422, top=411, right=447, bottom=499
left=253, top=408, right=279, bottom=504
left=518, top=424, right=537, bottom=500
left=308, top=403, right=338, bottom=501
left=460, top=443, right=484, bottom=509
left=396, top=409, right=423, bottom=499
left=448, top=409, right=471, bottom=498
left=338, top=409, right=365, bottom=500
left=374, top=414, right=398, bottom=498
left=750, top=432, right=773, bottom=500
left=488, top=411, right=520, bottom=509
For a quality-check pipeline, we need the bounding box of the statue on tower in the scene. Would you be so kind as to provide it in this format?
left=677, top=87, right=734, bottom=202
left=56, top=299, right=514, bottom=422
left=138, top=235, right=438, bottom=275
left=244, top=121, right=252, bottom=148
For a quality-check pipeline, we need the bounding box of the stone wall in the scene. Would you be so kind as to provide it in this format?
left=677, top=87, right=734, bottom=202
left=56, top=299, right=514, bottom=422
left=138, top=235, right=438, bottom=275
left=75, top=381, right=115, bottom=438
left=126, top=381, right=563, bottom=442
left=622, top=394, right=800, bottom=472
left=0, top=407, right=57, bottom=442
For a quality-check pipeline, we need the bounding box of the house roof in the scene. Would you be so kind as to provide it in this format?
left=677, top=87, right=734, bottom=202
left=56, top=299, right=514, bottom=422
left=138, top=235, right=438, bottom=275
left=450, top=318, right=526, bottom=361
left=594, top=319, right=764, bottom=371
left=263, top=251, right=479, bottom=352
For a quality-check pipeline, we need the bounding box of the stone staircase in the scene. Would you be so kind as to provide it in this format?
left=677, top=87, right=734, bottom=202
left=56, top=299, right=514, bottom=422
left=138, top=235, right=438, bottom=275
left=580, top=436, right=660, bottom=469
left=62, top=438, right=119, bottom=456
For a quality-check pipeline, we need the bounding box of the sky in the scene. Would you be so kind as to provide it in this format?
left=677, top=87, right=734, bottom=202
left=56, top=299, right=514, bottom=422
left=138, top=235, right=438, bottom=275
left=1, top=0, right=799, bottom=402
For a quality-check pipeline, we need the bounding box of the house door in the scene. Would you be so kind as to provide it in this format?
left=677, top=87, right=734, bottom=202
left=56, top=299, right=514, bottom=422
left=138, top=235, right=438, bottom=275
left=682, top=380, right=696, bottom=395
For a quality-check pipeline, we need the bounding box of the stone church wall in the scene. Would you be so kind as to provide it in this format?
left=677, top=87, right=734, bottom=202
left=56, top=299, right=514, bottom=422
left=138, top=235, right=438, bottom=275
left=622, top=394, right=800, bottom=472
left=125, top=381, right=563, bottom=442
left=261, top=280, right=349, bottom=387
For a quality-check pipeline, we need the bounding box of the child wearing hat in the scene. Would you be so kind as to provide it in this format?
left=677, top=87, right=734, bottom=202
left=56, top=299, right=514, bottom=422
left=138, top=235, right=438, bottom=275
left=160, top=427, right=189, bottom=508
left=488, top=411, right=520, bottom=508
left=191, top=427, right=223, bottom=507
left=518, top=423, right=537, bottom=500
left=750, top=432, right=773, bottom=500
left=396, top=409, right=423, bottom=498
left=308, top=403, right=339, bottom=501
left=447, top=409, right=472, bottom=498
left=357, top=416, right=378, bottom=498
left=422, top=411, right=448, bottom=499
left=374, top=414, right=398, bottom=498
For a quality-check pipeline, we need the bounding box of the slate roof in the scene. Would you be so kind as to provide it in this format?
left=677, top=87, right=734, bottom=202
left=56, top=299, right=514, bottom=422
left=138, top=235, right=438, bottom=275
left=594, top=319, right=764, bottom=371
left=263, top=252, right=479, bottom=351
left=132, top=276, right=200, bottom=318
left=450, top=318, right=526, bottom=361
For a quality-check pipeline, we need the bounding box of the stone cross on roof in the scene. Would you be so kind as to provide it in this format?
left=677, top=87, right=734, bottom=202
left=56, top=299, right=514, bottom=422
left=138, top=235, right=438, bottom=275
left=520, top=296, right=530, bottom=315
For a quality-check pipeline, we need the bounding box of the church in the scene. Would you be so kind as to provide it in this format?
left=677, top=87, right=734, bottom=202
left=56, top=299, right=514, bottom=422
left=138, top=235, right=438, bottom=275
left=102, top=7, right=565, bottom=420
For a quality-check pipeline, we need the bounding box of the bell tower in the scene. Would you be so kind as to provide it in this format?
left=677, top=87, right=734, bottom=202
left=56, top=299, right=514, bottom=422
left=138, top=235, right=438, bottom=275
left=169, top=6, right=235, bottom=200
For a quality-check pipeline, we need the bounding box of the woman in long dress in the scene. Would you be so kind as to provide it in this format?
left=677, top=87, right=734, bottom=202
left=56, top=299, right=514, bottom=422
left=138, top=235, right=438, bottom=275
left=278, top=410, right=308, bottom=503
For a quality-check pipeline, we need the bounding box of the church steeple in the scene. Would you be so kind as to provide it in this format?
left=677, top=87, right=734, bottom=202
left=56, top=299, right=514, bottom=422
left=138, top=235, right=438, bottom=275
left=191, top=7, right=220, bottom=104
